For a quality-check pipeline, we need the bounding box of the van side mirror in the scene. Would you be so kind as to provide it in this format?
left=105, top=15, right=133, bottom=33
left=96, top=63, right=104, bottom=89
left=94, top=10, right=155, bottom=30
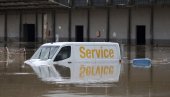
left=54, top=54, right=63, bottom=61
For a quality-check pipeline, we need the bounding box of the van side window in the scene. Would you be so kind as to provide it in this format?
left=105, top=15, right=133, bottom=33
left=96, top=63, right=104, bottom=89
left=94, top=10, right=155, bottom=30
left=54, top=46, right=71, bottom=61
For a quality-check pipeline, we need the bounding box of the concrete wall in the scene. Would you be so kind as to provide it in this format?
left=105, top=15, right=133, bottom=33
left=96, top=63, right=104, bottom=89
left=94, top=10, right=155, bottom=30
left=154, top=7, right=170, bottom=45
left=38, top=14, right=42, bottom=41
left=110, top=8, right=128, bottom=43
left=7, top=14, right=20, bottom=42
left=55, top=10, right=69, bottom=41
left=90, top=8, right=107, bottom=41
left=0, top=15, right=4, bottom=42
left=22, top=13, right=35, bottom=24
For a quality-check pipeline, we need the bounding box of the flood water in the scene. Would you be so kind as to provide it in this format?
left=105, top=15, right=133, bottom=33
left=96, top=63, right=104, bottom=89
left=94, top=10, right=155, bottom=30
left=1, top=45, right=170, bottom=97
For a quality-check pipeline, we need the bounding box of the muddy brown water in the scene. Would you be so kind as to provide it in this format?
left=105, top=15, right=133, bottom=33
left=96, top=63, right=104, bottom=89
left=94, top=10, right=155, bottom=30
left=1, top=45, right=170, bottom=97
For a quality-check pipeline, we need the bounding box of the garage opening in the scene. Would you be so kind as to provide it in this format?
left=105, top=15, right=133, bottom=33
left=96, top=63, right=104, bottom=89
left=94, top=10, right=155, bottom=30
left=136, top=25, right=146, bottom=45
left=23, top=24, right=35, bottom=42
left=75, top=25, right=84, bottom=42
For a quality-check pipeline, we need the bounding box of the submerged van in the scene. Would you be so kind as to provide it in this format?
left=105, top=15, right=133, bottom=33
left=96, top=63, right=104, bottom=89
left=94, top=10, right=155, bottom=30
left=24, top=42, right=121, bottom=83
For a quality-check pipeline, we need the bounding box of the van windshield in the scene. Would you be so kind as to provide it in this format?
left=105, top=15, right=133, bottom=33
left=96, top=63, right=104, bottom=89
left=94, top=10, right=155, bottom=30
left=31, top=46, right=60, bottom=60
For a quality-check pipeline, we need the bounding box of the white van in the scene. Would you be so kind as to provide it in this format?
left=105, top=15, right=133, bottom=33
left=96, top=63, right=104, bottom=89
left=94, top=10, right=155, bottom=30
left=24, top=42, right=121, bottom=83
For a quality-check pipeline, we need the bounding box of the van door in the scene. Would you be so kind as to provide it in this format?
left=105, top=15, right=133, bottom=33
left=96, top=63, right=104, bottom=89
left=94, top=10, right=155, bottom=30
left=53, top=46, right=72, bottom=79
left=73, top=45, right=96, bottom=81
left=94, top=45, right=121, bottom=82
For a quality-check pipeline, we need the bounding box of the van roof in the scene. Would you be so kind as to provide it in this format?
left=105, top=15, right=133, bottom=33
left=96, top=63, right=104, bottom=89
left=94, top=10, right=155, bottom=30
left=42, top=42, right=119, bottom=47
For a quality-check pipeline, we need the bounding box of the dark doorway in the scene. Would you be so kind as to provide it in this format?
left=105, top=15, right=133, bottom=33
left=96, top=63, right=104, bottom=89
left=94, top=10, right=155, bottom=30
left=136, top=25, right=146, bottom=45
left=23, top=24, right=35, bottom=42
left=75, top=25, right=84, bottom=42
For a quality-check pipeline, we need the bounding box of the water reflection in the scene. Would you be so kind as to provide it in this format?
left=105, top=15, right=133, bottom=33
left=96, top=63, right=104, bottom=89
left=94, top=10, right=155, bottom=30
left=1, top=45, right=170, bottom=97
left=136, top=45, right=145, bottom=58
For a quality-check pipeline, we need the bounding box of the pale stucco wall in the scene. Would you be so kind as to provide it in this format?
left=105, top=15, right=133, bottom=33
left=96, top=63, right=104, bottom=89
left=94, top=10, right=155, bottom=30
left=90, top=8, right=107, bottom=41
left=7, top=14, right=20, bottom=41
left=55, top=10, right=69, bottom=41
left=110, top=8, right=128, bottom=43
left=0, top=15, right=4, bottom=41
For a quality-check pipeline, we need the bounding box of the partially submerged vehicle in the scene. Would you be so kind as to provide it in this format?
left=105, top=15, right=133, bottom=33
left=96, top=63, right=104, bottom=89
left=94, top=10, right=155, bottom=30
left=24, top=42, right=122, bottom=83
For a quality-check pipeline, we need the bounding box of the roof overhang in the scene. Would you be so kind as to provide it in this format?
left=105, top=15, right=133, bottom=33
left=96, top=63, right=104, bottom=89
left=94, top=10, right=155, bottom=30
left=0, top=0, right=70, bottom=10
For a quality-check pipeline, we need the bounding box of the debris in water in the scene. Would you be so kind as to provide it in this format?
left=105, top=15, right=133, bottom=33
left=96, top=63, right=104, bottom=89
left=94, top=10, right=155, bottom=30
left=132, top=58, right=151, bottom=68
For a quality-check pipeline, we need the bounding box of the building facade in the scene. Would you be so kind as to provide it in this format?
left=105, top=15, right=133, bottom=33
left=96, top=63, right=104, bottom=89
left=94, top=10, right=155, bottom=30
left=0, top=0, right=170, bottom=46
